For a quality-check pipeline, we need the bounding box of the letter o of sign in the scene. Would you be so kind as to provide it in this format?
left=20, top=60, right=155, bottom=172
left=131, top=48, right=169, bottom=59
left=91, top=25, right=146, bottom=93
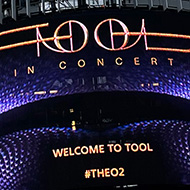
left=94, top=18, right=129, bottom=51
left=54, top=20, right=88, bottom=53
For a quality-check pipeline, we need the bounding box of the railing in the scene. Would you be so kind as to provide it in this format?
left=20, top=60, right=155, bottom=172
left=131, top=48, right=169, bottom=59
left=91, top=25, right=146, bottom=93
left=0, top=0, right=190, bottom=24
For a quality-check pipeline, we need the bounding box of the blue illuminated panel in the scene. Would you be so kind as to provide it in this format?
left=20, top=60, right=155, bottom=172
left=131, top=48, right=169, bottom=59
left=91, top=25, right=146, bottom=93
left=0, top=120, right=189, bottom=189
left=0, top=57, right=189, bottom=114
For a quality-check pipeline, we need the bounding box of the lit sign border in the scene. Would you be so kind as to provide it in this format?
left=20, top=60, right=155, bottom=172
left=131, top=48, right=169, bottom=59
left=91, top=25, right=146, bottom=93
left=0, top=18, right=190, bottom=57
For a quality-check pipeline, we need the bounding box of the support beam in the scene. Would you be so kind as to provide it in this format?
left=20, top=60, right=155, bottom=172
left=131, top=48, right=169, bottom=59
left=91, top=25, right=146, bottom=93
left=134, top=0, right=138, bottom=8
left=119, top=0, right=122, bottom=9
left=162, top=0, right=168, bottom=11
left=11, top=0, right=17, bottom=20
left=177, top=0, right=183, bottom=12
left=0, top=0, right=3, bottom=24
left=73, top=0, right=76, bottom=9
left=26, top=0, right=31, bottom=17
left=148, top=0, right=153, bottom=10
left=103, top=0, right=106, bottom=7
left=41, top=0, right=46, bottom=14
left=57, top=0, right=61, bottom=12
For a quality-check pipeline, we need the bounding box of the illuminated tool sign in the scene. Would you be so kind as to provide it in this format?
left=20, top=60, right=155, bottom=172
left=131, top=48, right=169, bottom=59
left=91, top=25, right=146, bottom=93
left=0, top=18, right=190, bottom=57
left=0, top=13, right=190, bottom=114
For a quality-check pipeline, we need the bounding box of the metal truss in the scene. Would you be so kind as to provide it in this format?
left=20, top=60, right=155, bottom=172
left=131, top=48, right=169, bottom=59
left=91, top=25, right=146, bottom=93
left=0, top=0, right=190, bottom=24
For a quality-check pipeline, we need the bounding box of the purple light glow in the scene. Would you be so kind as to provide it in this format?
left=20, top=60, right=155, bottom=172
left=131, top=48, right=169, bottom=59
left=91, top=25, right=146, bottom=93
left=0, top=120, right=189, bottom=189
left=0, top=64, right=189, bottom=114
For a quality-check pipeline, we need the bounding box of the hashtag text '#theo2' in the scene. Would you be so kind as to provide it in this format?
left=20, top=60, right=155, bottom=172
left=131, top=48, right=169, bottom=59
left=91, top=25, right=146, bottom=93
left=85, top=167, right=125, bottom=179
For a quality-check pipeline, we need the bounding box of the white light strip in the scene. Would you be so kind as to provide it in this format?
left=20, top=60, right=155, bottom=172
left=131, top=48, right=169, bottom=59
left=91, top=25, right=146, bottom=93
left=34, top=91, right=46, bottom=95
left=50, top=90, right=58, bottom=94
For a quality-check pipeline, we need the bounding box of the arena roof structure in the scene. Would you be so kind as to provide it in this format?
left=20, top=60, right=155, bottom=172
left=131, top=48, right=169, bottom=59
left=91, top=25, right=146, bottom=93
left=0, top=0, right=190, bottom=24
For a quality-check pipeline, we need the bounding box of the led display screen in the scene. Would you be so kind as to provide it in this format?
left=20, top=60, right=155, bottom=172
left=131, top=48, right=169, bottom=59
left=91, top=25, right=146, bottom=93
left=0, top=9, right=190, bottom=190
left=0, top=9, right=190, bottom=113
